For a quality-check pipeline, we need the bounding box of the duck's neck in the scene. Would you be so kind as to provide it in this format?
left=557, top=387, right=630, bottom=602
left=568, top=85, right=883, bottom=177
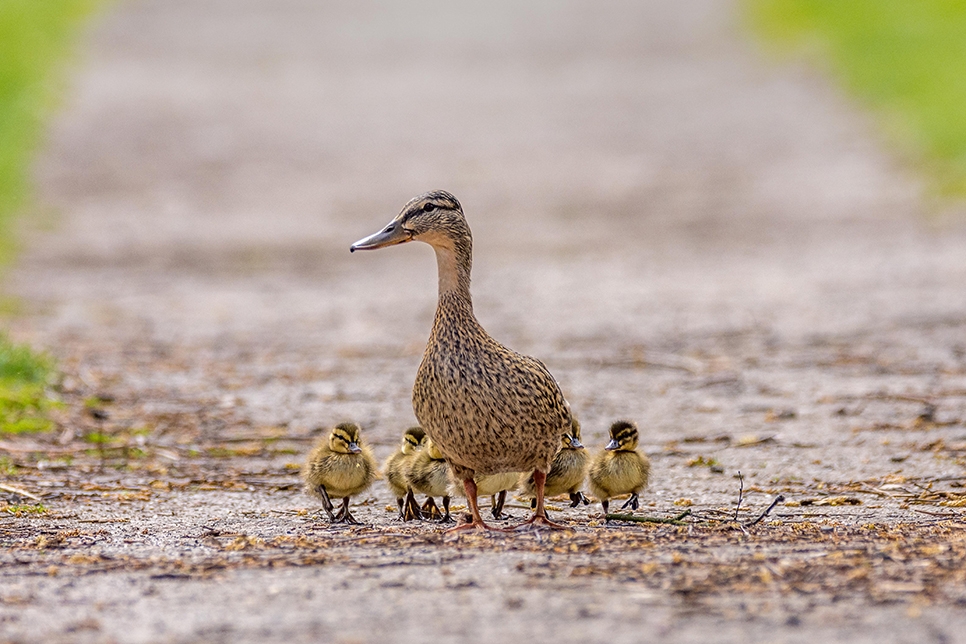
left=431, top=237, right=478, bottom=325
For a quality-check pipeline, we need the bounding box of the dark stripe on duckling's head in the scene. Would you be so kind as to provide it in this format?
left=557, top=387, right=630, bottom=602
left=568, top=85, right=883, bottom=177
left=606, top=420, right=639, bottom=451
left=330, top=422, right=363, bottom=454
left=402, top=426, right=427, bottom=449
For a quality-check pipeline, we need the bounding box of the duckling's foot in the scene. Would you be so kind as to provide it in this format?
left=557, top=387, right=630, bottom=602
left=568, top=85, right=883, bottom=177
left=331, top=498, right=363, bottom=525
left=402, top=491, right=423, bottom=521
left=315, top=485, right=337, bottom=521
left=569, top=491, right=590, bottom=507
left=421, top=497, right=442, bottom=521
left=438, top=496, right=455, bottom=524
left=619, top=493, right=640, bottom=511
left=490, top=491, right=511, bottom=520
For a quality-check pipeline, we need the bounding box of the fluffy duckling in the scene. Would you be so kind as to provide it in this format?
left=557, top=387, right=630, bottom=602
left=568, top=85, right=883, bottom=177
left=519, top=417, right=589, bottom=510
left=449, top=471, right=520, bottom=521
left=588, top=420, right=650, bottom=519
left=383, top=426, right=427, bottom=521
left=302, top=422, right=377, bottom=524
left=404, top=439, right=453, bottom=523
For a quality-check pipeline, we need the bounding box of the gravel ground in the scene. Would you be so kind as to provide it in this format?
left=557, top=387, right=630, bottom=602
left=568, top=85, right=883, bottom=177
left=2, top=0, right=966, bottom=642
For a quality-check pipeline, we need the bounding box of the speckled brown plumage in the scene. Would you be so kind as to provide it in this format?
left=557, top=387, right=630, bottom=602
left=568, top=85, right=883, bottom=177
left=352, top=190, right=573, bottom=530
left=519, top=417, right=588, bottom=504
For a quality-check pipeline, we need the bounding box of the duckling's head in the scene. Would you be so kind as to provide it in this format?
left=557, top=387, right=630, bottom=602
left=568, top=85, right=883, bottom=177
left=328, top=422, right=363, bottom=454
left=605, top=420, right=639, bottom=451
left=562, top=417, right=584, bottom=450
left=350, top=191, right=470, bottom=253
left=425, top=440, right=445, bottom=461
left=401, top=426, right=427, bottom=454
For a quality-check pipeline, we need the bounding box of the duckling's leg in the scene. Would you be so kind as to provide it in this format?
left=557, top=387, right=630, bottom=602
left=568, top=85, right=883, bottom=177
left=445, top=478, right=498, bottom=532
left=602, top=499, right=610, bottom=522
left=402, top=489, right=422, bottom=521
left=569, top=491, right=589, bottom=507
left=396, top=496, right=405, bottom=520
left=421, top=497, right=441, bottom=520
left=619, top=493, right=640, bottom=511
left=440, top=495, right=454, bottom=523
left=510, top=471, right=565, bottom=531
left=315, top=485, right=336, bottom=522
left=491, top=490, right=510, bottom=520
left=333, top=497, right=362, bottom=525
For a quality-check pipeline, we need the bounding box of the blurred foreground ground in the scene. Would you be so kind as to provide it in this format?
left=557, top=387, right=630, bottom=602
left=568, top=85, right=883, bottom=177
left=3, top=0, right=966, bottom=642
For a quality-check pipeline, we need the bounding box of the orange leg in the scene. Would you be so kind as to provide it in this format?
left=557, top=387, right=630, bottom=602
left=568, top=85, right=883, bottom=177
left=510, top=470, right=566, bottom=531
left=445, top=478, right=500, bottom=532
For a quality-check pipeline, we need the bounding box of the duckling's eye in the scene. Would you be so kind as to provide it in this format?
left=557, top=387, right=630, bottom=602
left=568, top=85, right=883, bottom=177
left=422, top=203, right=434, bottom=213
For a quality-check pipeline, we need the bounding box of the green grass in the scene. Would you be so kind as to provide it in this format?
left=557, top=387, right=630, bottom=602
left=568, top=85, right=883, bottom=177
left=745, top=0, right=966, bottom=197
left=0, top=334, right=59, bottom=434
left=0, top=0, right=102, bottom=266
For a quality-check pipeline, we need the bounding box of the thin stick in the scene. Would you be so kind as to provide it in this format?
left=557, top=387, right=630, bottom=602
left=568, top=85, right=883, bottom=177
left=0, top=483, right=43, bottom=501
left=733, top=471, right=744, bottom=521
left=605, top=509, right=691, bottom=525
left=743, top=495, right=785, bottom=527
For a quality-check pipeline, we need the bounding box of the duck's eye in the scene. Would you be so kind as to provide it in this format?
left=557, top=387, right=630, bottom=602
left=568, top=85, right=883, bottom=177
left=422, top=203, right=434, bottom=213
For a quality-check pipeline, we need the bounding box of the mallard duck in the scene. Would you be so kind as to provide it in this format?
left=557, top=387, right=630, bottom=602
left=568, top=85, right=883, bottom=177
left=449, top=471, right=520, bottom=521
left=302, top=422, right=377, bottom=524
left=404, top=439, right=453, bottom=523
left=519, top=417, right=589, bottom=511
left=383, top=426, right=427, bottom=521
left=588, top=420, right=650, bottom=520
left=351, top=191, right=572, bottom=532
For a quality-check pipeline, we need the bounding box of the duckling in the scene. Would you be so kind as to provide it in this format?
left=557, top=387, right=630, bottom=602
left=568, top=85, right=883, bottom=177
left=519, top=417, right=589, bottom=512
left=588, top=420, right=650, bottom=520
left=352, top=191, right=572, bottom=532
left=302, top=422, right=377, bottom=524
left=449, top=471, right=520, bottom=521
left=404, top=439, right=453, bottom=523
left=383, top=426, right=427, bottom=521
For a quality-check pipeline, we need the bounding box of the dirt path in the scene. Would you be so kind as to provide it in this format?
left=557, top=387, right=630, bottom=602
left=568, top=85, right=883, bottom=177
left=3, top=1, right=966, bottom=642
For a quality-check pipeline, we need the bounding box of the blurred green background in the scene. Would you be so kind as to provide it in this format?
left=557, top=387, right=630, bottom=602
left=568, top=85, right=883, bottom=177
left=747, top=0, right=966, bottom=197
left=0, top=0, right=100, bottom=432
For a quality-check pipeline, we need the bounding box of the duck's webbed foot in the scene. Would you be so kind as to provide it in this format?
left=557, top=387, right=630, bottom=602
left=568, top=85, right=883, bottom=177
left=619, top=493, right=640, bottom=511
left=331, top=497, right=363, bottom=524
left=507, top=470, right=566, bottom=531
left=445, top=481, right=500, bottom=533
left=569, top=491, right=589, bottom=507
left=315, top=485, right=336, bottom=521
left=402, top=490, right=422, bottom=521
left=490, top=491, right=511, bottom=520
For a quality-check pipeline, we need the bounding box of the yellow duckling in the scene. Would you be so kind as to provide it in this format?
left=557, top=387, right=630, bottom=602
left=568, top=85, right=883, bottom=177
left=383, top=426, right=427, bottom=521
left=519, top=417, right=589, bottom=511
left=302, top=422, right=377, bottom=524
left=404, top=439, right=453, bottom=523
left=449, top=470, right=520, bottom=521
left=588, top=420, right=650, bottom=520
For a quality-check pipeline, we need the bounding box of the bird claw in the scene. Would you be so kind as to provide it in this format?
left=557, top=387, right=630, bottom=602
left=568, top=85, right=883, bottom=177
left=569, top=492, right=589, bottom=507
left=619, top=494, right=640, bottom=511
left=509, top=514, right=567, bottom=532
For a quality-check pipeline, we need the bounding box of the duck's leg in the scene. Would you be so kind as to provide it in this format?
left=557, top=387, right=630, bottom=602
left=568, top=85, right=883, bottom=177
left=402, top=489, right=422, bottom=521
left=620, top=493, right=640, bottom=511
left=445, top=478, right=498, bottom=532
left=315, top=485, right=336, bottom=522
left=510, top=471, right=565, bottom=531
left=491, top=490, right=510, bottom=520
left=569, top=491, right=589, bottom=507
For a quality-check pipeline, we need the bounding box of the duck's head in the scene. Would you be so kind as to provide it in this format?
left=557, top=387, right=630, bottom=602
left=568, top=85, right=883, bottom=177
left=350, top=190, right=469, bottom=253
left=562, top=417, right=584, bottom=450
left=425, top=440, right=445, bottom=461
left=400, top=426, right=427, bottom=455
left=328, top=422, right=363, bottom=454
left=605, top=420, right=639, bottom=451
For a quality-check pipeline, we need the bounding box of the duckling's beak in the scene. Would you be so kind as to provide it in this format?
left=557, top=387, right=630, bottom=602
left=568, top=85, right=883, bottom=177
left=604, top=438, right=620, bottom=451
left=569, top=437, right=584, bottom=449
left=348, top=442, right=362, bottom=454
left=350, top=220, right=412, bottom=252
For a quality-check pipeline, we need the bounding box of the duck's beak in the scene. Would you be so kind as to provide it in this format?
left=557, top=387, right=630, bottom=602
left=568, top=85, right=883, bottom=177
left=348, top=442, right=362, bottom=454
left=350, top=219, right=412, bottom=252
left=604, top=438, right=619, bottom=451
left=569, top=437, right=584, bottom=449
